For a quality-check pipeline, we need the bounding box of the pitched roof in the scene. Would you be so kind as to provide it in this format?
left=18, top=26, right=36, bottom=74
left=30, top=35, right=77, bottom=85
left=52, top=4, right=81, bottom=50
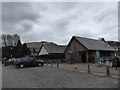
left=26, top=42, right=43, bottom=53
left=74, top=36, right=116, bottom=51
left=107, top=41, right=120, bottom=47
left=43, top=44, right=66, bottom=54
left=26, top=42, right=57, bottom=53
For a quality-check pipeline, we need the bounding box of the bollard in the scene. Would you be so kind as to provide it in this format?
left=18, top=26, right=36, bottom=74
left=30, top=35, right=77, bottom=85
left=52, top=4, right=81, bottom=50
left=57, top=62, right=59, bottom=68
left=88, top=64, right=90, bottom=73
left=74, top=64, right=78, bottom=71
left=106, top=65, right=110, bottom=76
left=51, top=63, right=53, bottom=67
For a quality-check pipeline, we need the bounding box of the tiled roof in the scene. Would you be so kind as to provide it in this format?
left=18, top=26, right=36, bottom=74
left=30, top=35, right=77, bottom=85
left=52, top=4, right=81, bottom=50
left=43, top=44, right=66, bottom=54
left=26, top=42, right=57, bottom=53
left=74, top=36, right=117, bottom=51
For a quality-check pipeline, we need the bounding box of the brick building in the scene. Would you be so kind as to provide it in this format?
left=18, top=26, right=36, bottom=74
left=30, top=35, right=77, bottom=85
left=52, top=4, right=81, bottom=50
left=65, top=36, right=117, bottom=63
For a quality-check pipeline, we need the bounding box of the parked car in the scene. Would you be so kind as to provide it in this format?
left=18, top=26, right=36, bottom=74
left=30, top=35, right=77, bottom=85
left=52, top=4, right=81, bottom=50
left=14, top=57, right=44, bottom=68
left=4, top=58, right=16, bottom=66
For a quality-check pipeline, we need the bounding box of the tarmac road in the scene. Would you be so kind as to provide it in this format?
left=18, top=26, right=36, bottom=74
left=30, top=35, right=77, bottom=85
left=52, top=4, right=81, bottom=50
left=2, top=64, right=118, bottom=88
left=0, top=62, right=2, bottom=89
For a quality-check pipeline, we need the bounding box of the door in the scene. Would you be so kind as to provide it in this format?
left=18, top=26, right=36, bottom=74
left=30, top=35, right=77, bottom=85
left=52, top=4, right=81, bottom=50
left=81, top=53, right=87, bottom=63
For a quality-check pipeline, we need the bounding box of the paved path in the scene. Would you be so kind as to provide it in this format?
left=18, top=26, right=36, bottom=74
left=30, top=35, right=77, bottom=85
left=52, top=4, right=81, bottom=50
left=2, top=65, right=118, bottom=88
left=47, top=63, right=119, bottom=77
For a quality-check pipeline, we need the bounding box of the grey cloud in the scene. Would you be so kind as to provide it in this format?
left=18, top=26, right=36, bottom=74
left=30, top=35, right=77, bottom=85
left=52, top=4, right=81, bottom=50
left=2, top=2, right=40, bottom=34
left=0, top=2, right=2, bottom=35
left=21, top=23, right=33, bottom=31
left=54, top=2, right=78, bottom=11
left=118, top=2, right=120, bottom=41
left=51, top=16, right=75, bottom=33
left=20, top=19, right=35, bottom=32
left=2, top=2, right=118, bottom=44
left=2, top=2, right=40, bottom=23
left=21, top=32, right=37, bottom=43
left=94, top=10, right=117, bottom=23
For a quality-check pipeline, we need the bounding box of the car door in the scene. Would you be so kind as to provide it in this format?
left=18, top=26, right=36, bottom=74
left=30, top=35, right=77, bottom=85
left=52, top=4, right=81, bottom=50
left=28, top=58, right=34, bottom=66
left=31, top=59, right=37, bottom=66
left=24, top=58, right=30, bottom=67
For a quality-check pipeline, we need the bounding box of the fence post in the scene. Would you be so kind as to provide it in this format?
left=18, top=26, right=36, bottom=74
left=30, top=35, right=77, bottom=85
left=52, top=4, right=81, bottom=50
left=57, top=61, right=59, bottom=68
left=88, top=64, right=90, bottom=73
left=46, top=61, right=48, bottom=66
left=106, top=65, right=110, bottom=76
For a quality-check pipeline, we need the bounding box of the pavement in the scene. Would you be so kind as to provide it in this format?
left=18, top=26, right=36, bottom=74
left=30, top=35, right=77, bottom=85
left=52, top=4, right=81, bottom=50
left=46, top=63, right=119, bottom=78
left=2, top=64, right=118, bottom=88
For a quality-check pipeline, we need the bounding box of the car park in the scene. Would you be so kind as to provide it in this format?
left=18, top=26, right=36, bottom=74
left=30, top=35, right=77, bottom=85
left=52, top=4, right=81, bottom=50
left=14, top=57, right=44, bottom=68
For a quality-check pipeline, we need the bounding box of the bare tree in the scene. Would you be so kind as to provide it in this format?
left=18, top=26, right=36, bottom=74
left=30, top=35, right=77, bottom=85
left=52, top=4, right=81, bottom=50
left=13, top=34, right=20, bottom=46
left=1, top=34, right=21, bottom=47
left=1, top=34, right=7, bottom=47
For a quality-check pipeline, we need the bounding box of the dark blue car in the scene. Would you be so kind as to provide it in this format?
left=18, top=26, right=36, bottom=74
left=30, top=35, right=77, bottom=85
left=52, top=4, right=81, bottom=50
left=14, top=57, right=44, bottom=68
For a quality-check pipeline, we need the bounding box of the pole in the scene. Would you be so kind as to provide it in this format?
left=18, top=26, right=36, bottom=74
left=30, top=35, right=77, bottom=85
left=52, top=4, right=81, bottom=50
left=88, top=64, right=90, bottom=73
left=106, top=65, right=110, bottom=76
left=51, top=60, right=53, bottom=67
left=57, top=61, right=59, bottom=68
left=86, top=51, right=89, bottom=63
left=46, top=59, right=48, bottom=66
left=70, top=54, right=72, bottom=64
left=86, top=51, right=90, bottom=73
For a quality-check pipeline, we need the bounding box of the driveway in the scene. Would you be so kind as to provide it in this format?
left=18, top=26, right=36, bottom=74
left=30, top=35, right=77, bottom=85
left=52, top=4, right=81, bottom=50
left=2, top=65, right=118, bottom=88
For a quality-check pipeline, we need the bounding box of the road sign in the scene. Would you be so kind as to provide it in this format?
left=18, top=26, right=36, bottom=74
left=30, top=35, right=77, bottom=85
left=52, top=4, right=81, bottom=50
left=67, top=51, right=73, bottom=54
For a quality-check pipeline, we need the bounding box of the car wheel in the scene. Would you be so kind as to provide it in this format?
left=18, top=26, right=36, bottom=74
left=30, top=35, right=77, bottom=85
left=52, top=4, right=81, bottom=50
left=19, top=64, right=24, bottom=68
left=38, top=63, right=42, bottom=66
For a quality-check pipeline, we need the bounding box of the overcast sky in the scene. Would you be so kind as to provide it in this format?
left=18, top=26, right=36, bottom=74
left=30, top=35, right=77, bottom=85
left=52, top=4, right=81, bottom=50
left=2, top=2, right=118, bottom=45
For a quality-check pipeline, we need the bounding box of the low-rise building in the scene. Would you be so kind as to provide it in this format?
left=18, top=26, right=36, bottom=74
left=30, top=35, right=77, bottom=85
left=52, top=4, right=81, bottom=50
left=107, top=41, right=120, bottom=56
left=37, top=43, right=66, bottom=61
left=65, top=36, right=117, bottom=63
left=26, top=41, right=56, bottom=56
